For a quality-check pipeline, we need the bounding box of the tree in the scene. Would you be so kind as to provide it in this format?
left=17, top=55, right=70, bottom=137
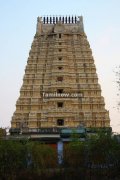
left=31, top=143, right=57, bottom=169
left=0, top=128, right=6, bottom=137
left=0, top=140, right=27, bottom=179
left=86, top=132, right=120, bottom=178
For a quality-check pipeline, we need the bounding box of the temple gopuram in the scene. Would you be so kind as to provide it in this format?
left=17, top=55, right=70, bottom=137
left=10, top=16, right=111, bottom=138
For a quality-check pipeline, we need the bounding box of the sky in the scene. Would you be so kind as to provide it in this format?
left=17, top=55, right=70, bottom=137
left=0, top=0, right=120, bottom=133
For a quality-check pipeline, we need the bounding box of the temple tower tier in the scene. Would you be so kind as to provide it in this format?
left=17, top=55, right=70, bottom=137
left=11, top=16, right=110, bottom=132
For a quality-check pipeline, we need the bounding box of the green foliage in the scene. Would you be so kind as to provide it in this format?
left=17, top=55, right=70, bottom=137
left=0, top=128, right=6, bottom=137
left=31, top=142, right=57, bottom=169
left=64, top=141, right=86, bottom=168
left=0, top=140, right=27, bottom=179
left=0, top=140, right=58, bottom=179
left=0, top=133, right=120, bottom=179
left=87, top=132, right=120, bottom=164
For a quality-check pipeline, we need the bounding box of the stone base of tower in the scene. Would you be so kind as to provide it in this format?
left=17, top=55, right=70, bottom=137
left=9, top=126, right=112, bottom=137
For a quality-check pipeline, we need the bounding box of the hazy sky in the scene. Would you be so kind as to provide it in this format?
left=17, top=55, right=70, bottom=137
left=0, top=0, right=120, bottom=133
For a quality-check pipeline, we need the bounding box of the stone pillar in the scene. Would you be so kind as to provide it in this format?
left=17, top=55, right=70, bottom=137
left=36, top=16, right=42, bottom=35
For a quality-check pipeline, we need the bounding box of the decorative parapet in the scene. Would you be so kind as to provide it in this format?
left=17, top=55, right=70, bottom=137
left=36, top=15, right=84, bottom=35
left=41, top=16, right=80, bottom=24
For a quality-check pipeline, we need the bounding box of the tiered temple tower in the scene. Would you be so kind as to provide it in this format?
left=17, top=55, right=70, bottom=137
left=11, top=16, right=110, bottom=132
